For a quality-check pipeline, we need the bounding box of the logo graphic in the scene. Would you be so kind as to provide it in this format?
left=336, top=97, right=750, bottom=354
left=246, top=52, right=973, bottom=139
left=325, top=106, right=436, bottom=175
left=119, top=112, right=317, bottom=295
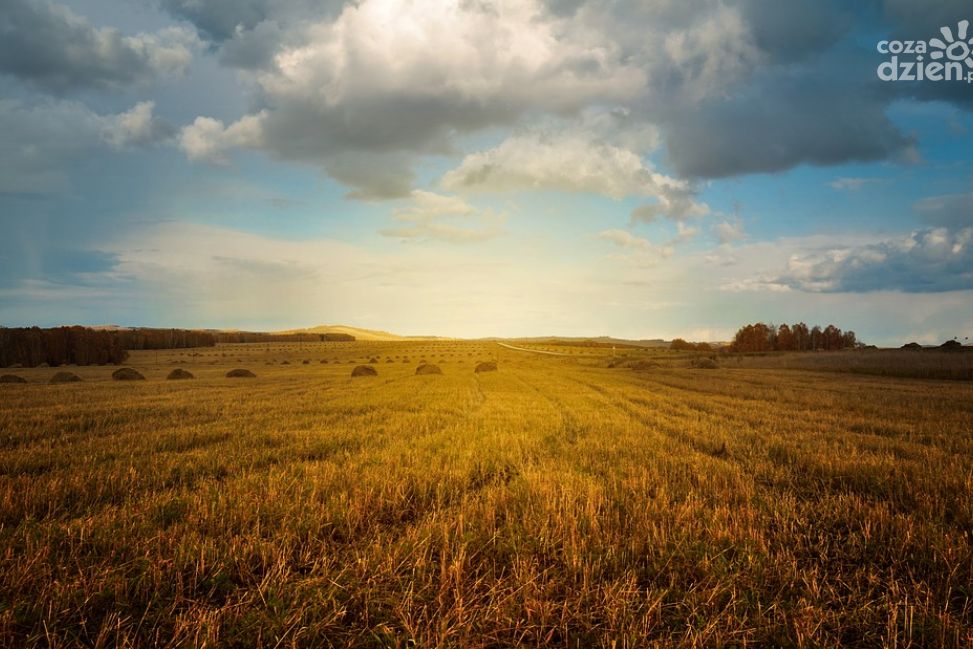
left=877, top=20, right=973, bottom=83
left=929, top=20, right=973, bottom=67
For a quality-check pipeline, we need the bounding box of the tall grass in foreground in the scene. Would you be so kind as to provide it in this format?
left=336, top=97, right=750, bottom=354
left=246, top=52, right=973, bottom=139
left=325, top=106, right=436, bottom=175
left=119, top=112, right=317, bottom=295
left=0, top=342, right=971, bottom=647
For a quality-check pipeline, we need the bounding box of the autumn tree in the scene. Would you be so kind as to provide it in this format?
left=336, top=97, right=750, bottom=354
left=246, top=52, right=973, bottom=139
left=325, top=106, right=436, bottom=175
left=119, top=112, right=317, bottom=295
left=730, top=322, right=861, bottom=353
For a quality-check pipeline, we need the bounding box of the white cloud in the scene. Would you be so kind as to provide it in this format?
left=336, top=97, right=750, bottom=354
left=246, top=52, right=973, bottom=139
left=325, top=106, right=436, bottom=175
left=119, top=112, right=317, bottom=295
left=177, top=0, right=646, bottom=196
left=714, top=219, right=745, bottom=244
left=260, top=0, right=643, bottom=117
left=598, top=229, right=657, bottom=252
left=179, top=111, right=266, bottom=163
left=104, top=101, right=173, bottom=150
left=597, top=228, right=679, bottom=265
left=379, top=191, right=505, bottom=243
left=630, top=190, right=711, bottom=223
left=661, top=4, right=764, bottom=102
left=442, top=131, right=677, bottom=199
left=672, top=221, right=699, bottom=244
left=441, top=129, right=714, bottom=220
left=778, top=227, right=973, bottom=293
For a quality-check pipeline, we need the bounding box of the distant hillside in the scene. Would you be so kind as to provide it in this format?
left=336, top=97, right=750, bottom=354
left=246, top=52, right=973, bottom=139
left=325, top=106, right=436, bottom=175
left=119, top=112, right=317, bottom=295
left=489, top=335, right=670, bottom=348
left=276, top=325, right=447, bottom=342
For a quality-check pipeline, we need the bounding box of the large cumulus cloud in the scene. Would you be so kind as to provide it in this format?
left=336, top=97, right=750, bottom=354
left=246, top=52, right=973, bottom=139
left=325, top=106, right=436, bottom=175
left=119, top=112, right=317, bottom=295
left=0, top=0, right=199, bottom=93
left=177, top=0, right=647, bottom=198
left=173, top=0, right=973, bottom=200
left=778, top=228, right=973, bottom=293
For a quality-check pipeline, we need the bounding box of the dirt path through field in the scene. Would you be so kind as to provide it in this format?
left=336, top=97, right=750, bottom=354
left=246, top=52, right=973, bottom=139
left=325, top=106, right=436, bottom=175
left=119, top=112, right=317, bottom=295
left=495, top=342, right=574, bottom=356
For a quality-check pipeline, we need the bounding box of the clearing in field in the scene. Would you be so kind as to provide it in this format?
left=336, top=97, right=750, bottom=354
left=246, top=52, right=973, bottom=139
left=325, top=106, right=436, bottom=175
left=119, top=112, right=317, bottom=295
left=1, top=341, right=971, bottom=647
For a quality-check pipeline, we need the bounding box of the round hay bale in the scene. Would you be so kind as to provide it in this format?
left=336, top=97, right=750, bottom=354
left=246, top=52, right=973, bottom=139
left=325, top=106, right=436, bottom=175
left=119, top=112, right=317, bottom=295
left=351, top=365, right=377, bottom=377
left=692, top=358, right=718, bottom=369
left=321, top=359, right=328, bottom=364
left=112, top=367, right=145, bottom=381
left=0, top=374, right=27, bottom=384
left=226, top=368, right=256, bottom=378
left=368, top=357, right=379, bottom=364
left=474, top=361, right=498, bottom=373
left=281, top=360, right=290, bottom=365
left=167, top=368, right=194, bottom=380
left=49, top=371, right=82, bottom=384
left=302, top=359, right=310, bottom=365
left=940, top=340, right=963, bottom=351
left=629, top=360, right=659, bottom=370
left=416, top=364, right=443, bottom=375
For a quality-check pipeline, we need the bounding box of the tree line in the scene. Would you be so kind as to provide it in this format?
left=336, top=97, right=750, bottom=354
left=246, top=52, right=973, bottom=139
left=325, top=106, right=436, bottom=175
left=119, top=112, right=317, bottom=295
left=730, top=322, right=859, bottom=352
left=0, top=326, right=359, bottom=367
left=0, top=327, right=222, bottom=367
left=0, top=327, right=129, bottom=367
left=119, top=328, right=216, bottom=350
left=670, top=339, right=714, bottom=352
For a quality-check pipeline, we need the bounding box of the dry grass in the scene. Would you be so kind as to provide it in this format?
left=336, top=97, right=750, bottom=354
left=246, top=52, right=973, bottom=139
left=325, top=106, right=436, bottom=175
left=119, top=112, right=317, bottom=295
left=0, top=340, right=971, bottom=647
left=725, top=348, right=973, bottom=380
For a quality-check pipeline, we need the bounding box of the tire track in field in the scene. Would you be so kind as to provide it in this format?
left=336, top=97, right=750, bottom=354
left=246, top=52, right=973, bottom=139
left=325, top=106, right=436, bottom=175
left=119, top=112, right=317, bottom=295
left=506, top=371, right=582, bottom=432
left=560, top=372, right=724, bottom=458
left=495, top=342, right=575, bottom=356
left=564, top=368, right=962, bottom=514
left=609, top=368, right=947, bottom=447
left=558, top=369, right=816, bottom=483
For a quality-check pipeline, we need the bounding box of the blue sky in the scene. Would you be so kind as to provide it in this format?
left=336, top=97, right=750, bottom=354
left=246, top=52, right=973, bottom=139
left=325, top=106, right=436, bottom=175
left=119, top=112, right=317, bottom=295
left=1, top=0, right=972, bottom=344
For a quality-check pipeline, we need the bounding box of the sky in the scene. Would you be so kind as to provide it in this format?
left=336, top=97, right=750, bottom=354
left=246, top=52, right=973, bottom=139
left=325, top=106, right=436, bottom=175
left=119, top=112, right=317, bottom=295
left=1, top=0, right=972, bottom=344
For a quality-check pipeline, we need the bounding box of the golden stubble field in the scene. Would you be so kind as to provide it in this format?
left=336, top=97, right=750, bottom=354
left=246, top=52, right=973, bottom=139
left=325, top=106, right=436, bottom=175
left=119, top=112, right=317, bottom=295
left=1, top=341, right=972, bottom=647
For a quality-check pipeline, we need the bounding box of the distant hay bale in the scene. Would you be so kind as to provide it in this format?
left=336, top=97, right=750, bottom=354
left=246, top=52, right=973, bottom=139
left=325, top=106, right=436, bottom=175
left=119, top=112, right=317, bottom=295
left=692, top=358, right=719, bottom=369
left=0, top=374, right=27, bottom=384
left=629, top=360, right=659, bottom=370
left=351, top=365, right=377, bottom=377
left=901, top=342, right=922, bottom=350
left=226, top=369, right=256, bottom=378
left=302, top=359, right=310, bottom=365
left=166, top=368, right=194, bottom=380
left=386, top=358, right=394, bottom=363
left=321, top=359, right=328, bottom=364
left=281, top=360, right=290, bottom=365
left=49, top=371, right=82, bottom=384
left=368, top=357, right=379, bottom=364
left=474, top=361, right=498, bottom=373
left=416, top=364, right=443, bottom=375
left=112, top=367, right=145, bottom=381
left=940, top=340, right=963, bottom=351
